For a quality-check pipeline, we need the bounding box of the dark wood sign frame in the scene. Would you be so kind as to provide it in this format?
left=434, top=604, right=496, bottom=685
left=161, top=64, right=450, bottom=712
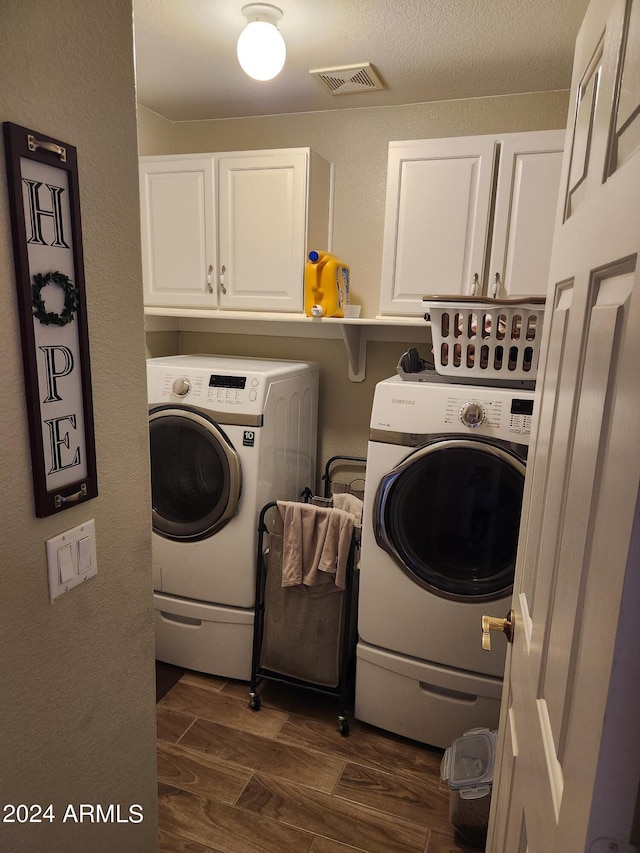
left=3, top=122, right=98, bottom=517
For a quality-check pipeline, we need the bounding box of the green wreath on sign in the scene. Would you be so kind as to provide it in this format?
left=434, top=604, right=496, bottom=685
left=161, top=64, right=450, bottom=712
left=32, top=271, right=79, bottom=326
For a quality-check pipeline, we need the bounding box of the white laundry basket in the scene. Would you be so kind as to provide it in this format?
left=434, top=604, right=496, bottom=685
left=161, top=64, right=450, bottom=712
left=423, top=296, right=545, bottom=381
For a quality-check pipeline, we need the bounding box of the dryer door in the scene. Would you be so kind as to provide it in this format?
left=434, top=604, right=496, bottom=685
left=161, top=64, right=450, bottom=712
left=374, top=438, right=525, bottom=601
left=149, top=406, right=242, bottom=541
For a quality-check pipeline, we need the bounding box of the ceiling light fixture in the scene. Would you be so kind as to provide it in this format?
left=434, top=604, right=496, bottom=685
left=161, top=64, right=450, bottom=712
left=237, top=3, right=286, bottom=82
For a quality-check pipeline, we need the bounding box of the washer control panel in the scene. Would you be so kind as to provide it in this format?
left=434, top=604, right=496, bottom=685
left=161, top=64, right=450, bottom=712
left=157, top=371, right=263, bottom=410
left=171, top=377, right=191, bottom=397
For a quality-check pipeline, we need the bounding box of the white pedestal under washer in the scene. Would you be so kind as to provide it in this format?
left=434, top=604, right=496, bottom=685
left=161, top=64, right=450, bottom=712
left=355, top=376, right=534, bottom=747
left=147, top=354, right=318, bottom=680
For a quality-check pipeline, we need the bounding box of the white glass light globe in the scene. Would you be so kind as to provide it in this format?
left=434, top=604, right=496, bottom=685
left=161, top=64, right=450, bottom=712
left=237, top=20, right=286, bottom=81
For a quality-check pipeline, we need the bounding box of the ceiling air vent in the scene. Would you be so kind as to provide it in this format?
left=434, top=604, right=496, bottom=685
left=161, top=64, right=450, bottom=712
left=310, top=63, right=384, bottom=95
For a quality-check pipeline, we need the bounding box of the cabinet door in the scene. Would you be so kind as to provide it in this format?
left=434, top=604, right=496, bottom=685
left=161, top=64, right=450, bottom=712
left=217, top=151, right=308, bottom=312
left=379, top=136, right=497, bottom=315
left=488, top=130, right=564, bottom=299
left=139, top=158, right=216, bottom=308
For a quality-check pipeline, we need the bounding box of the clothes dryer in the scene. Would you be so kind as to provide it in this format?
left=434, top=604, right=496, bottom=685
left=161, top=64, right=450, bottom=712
left=355, top=376, right=534, bottom=747
left=147, top=355, right=318, bottom=680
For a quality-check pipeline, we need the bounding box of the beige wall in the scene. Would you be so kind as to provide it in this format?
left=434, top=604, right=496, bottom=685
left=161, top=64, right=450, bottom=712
left=138, top=104, right=176, bottom=155
left=1, top=3, right=158, bottom=851
left=141, top=91, right=570, bottom=477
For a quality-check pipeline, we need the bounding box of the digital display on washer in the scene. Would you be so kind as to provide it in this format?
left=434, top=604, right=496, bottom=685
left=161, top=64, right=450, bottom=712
left=209, top=374, right=247, bottom=389
left=511, top=398, right=534, bottom=416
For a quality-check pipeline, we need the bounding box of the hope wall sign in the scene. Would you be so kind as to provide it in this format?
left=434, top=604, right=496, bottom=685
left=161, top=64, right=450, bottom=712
left=4, top=123, right=98, bottom=517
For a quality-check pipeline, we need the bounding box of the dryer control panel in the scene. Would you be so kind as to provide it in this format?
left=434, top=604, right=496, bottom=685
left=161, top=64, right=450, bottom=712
left=458, top=400, right=486, bottom=428
left=370, top=377, right=535, bottom=445
left=508, top=397, right=535, bottom=435
left=446, top=395, right=533, bottom=435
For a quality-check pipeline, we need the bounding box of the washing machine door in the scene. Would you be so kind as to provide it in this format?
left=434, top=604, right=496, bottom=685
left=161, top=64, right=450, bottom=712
left=374, top=438, right=525, bottom=601
left=149, top=406, right=242, bottom=541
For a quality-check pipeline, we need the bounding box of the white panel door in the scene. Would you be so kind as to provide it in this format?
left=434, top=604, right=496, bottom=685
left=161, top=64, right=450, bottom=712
left=217, top=151, right=308, bottom=312
left=139, top=157, right=216, bottom=308
left=487, top=0, right=640, bottom=850
left=379, top=136, right=496, bottom=314
left=488, top=131, right=565, bottom=299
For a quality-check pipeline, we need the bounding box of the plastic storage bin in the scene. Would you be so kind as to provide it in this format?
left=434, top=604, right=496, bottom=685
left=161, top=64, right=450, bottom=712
left=440, top=727, right=497, bottom=848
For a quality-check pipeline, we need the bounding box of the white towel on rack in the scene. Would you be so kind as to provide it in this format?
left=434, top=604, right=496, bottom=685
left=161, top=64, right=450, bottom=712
left=331, top=492, right=364, bottom=527
left=277, top=501, right=354, bottom=590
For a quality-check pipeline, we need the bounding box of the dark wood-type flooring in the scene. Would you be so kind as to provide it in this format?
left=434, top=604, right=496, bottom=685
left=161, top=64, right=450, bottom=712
left=157, top=670, right=482, bottom=852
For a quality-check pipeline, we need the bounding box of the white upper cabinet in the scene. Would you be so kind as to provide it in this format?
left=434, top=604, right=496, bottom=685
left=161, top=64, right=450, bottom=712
left=217, top=150, right=326, bottom=312
left=139, top=156, right=216, bottom=309
left=139, top=148, right=332, bottom=312
left=487, top=131, right=565, bottom=299
left=379, top=130, right=565, bottom=315
left=380, top=135, right=497, bottom=315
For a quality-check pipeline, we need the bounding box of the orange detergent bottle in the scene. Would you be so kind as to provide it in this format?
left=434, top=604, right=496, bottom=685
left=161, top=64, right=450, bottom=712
left=304, top=250, right=350, bottom=317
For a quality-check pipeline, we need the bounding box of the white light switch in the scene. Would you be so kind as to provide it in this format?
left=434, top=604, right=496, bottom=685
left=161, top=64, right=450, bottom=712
left=46, top=519, right=98, bottom=601
left=58, top=544, right=75, bottom=583
left=77, top=536, right=93, bottom=573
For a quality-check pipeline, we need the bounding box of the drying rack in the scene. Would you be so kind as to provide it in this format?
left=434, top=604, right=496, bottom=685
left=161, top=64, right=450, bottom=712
left=248, top=456, right=365, bottom=735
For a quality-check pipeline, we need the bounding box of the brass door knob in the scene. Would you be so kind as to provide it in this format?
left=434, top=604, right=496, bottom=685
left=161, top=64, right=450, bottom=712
left=482, top=609, right=515, bottom=651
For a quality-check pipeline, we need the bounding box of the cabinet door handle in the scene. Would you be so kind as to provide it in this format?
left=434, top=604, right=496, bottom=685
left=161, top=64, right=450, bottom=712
left=492, top=272, right=502, bottom=299
left=206, top=265, right=213, bottom=294
left=219, top=265, right=227, bottom=295
left=469, top=272, right=480, bottom=296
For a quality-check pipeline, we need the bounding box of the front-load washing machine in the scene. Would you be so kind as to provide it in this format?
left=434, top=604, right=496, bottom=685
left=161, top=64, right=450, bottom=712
left=355, top=376, right=534, bottom=747
left=148, top=354, right=319, bottom=680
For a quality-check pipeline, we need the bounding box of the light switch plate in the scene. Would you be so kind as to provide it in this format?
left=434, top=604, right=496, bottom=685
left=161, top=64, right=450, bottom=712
left=46, top=519, right=98, bottom=601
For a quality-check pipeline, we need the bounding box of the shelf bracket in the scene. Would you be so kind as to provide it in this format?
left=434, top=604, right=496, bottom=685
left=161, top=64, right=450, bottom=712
left=340, top=324, right=367, bottom=382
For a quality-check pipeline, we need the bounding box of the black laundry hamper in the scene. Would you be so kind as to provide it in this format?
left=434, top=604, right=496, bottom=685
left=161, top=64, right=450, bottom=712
left=320, top=454, right=366, bottom=501
left=248, top=456, right=365, bottom=735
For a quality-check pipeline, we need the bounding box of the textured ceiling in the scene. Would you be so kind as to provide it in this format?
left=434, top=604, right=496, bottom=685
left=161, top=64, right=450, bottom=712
left=133, top=0, right=590, bottom=122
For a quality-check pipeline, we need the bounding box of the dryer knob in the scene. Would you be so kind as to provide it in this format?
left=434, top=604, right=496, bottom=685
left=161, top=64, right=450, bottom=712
left=172, top=376, right=191, bottom=397
left=459, top=401, right=486, bottom=428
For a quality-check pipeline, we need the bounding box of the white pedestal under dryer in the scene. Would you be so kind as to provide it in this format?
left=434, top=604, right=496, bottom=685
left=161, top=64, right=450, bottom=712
left=355, top=376, right=535, bottom=748
left=147, top=354, right=318, bottom=680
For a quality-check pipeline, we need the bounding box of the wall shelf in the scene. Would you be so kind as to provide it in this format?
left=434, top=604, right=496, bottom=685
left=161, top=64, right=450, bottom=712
left=143, top=308, right=430, bottom=381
